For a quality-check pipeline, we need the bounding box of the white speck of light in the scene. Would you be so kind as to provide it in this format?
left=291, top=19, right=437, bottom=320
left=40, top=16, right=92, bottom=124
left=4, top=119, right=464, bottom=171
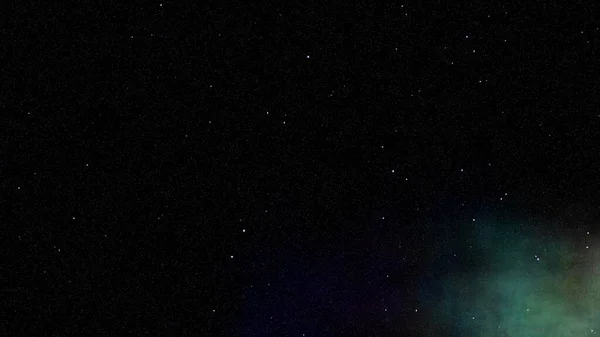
left=587, top=246, right=590, bottom=249
left=472, top=218, right=476, bottom=222
left=17, top=186, right=20, bottom=190
left=159, top=3, right=162, bottom=6
left=587, top=231, right=590, bottom=235
left=466, top=35, right=469, bottom=38
left=242, top=229, right=246, bottom=233
left=230, top=255, right=234, bottom=259
left=472, top=49, right=476, bottom=53
left=72, top=217, right=76, bottom=220
left=382, top=217, right=385, bottom=220
left=306, top=55, right=310, bottom=59
left=391, top=169, right=395, bottom=173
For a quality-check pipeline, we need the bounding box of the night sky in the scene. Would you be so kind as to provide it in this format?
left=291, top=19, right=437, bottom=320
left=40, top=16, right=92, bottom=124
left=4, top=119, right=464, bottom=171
left=4, top=1, right=600, bottom=336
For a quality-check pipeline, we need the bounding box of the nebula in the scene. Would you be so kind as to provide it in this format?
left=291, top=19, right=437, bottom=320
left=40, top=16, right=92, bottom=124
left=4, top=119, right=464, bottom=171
left=418, top=220, right=600, bottom=336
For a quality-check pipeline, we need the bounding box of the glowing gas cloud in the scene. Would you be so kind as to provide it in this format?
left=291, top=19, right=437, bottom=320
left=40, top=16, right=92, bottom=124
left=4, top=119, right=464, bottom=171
left=418, top=220, right=600, bottom=337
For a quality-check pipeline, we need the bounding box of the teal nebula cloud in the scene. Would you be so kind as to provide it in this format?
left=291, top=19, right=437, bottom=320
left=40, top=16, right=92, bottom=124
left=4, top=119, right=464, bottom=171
left=418, top=220, right=600, bottom=336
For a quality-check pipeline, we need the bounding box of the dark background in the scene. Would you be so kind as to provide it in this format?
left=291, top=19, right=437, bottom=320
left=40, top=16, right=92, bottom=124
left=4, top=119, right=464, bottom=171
left=3, top=0, right=600, bottom=336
